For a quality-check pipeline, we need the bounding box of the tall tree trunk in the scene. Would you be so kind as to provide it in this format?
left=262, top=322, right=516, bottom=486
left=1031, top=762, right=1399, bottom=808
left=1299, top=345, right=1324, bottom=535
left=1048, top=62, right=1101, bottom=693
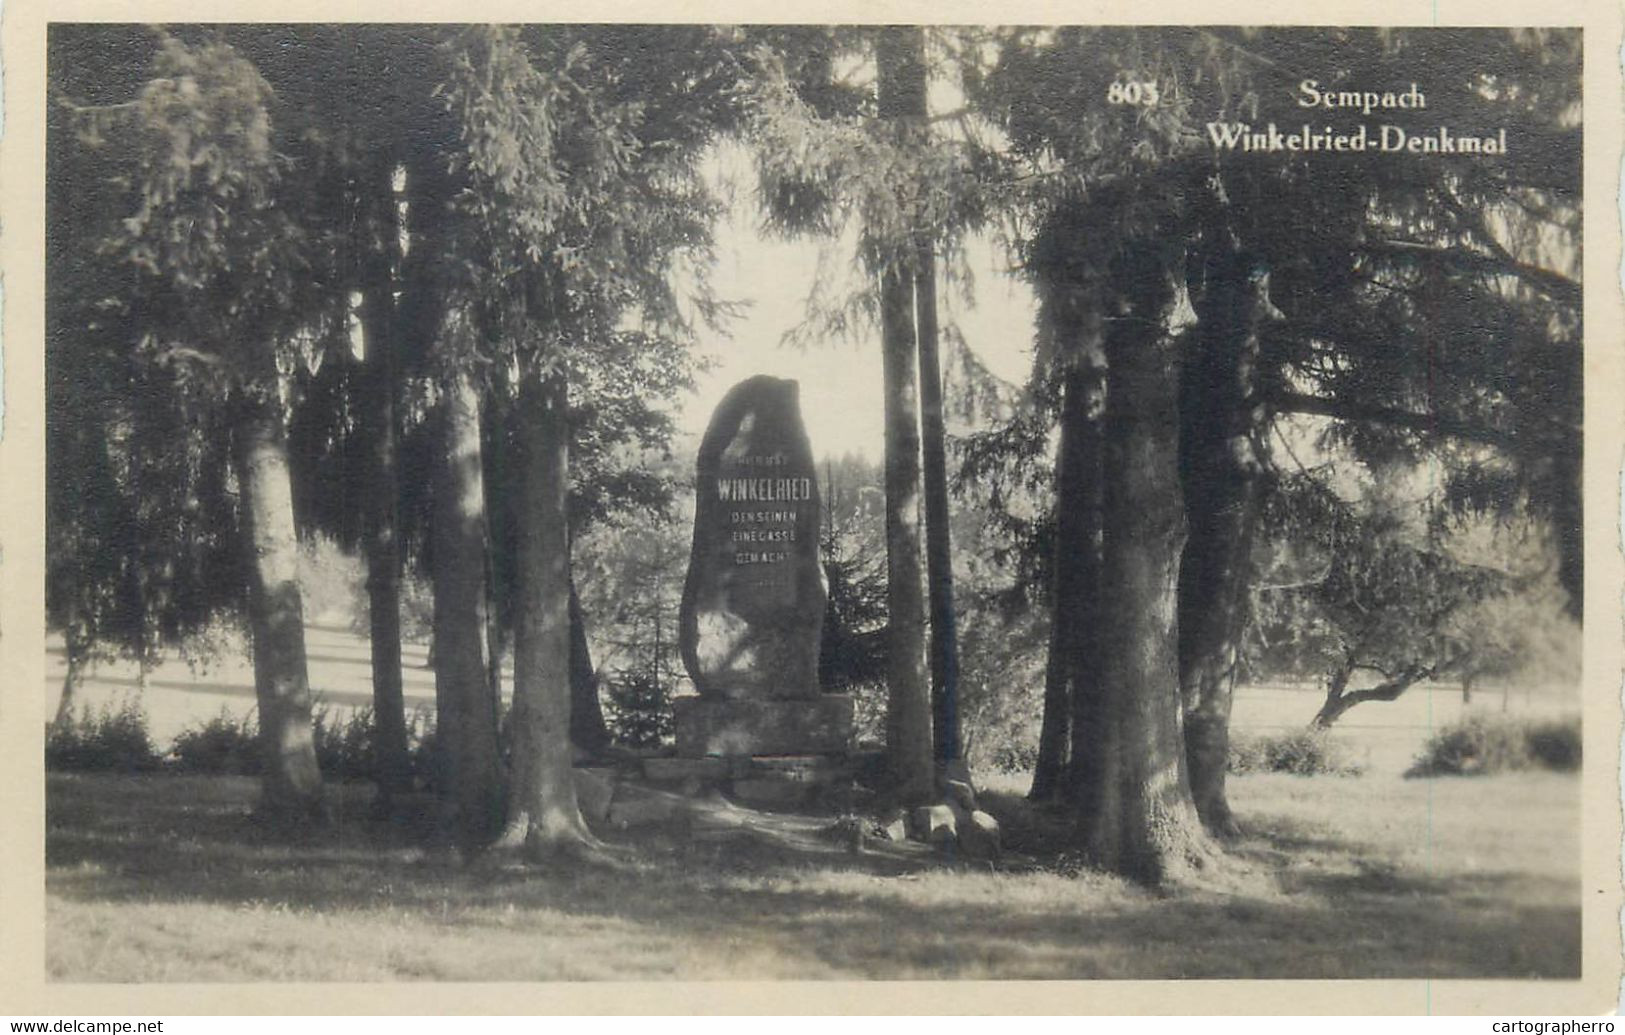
left=1031, top=422, right=1073, bottom=803
left=876, top=27, right=933, bottom=805
left=485, top=555, right=506, bottom=710
left=1063, top=342, right=1108, bottom=807
left=569, top=579, right=611, bottom=755
left=231, top=382, right=325, bottom=818
left=500, top=371, right=596, bottom=856
left=1177, top=246, right=1276, bottom=838
left=432, top=368, right=503, bottom=846
left=1033, top=334, right=1106, bottom=802
left=357, top=170, right=411, bottom=804
left=1075, top=245, right=1211, bottom=884
left=54, top=602, right=89, bottom=729
left=1552, top=443, right=1581, bottom=620
left=481, top=396, right=511, bottom=715
left=916, top=245, right=960, bottom=766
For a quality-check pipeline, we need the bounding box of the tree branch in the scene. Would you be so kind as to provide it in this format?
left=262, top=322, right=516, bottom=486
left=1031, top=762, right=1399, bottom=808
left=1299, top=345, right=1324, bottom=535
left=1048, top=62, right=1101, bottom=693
left=1311, top=662, right=1440, bottom=728
left=1270, top=389, right=1522, bottom=452
left=1365, top=238, right=1580, bottom=309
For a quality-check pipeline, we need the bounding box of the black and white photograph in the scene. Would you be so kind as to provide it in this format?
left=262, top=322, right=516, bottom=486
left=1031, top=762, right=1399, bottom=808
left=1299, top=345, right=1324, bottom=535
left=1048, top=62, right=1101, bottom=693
left=8, top=12, right=1620, bottom=1011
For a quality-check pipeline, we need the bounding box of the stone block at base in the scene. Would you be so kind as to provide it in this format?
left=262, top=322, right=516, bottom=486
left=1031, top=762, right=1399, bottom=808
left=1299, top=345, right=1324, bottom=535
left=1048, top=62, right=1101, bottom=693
left=642, top=756, right=729, bottom=784
left=674, top=695, right=855, bottom=757
left=729, top=778, right=814, bottom=808
left=732, top=754, right=856, bottom=783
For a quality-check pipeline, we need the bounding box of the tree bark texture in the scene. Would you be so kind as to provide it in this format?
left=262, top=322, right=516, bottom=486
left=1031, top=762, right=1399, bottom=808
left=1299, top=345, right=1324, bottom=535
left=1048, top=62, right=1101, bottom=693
left=1076, top=245, right=1211, bottom=883
left=231, top=384, right=325, bottom=818
left=356, top=168, right=412, bottom=802
left=501, top=371, right=595, bottom=855
left=875, top=26, right=933, bottom=805
left=55, top=603, right=89, bottom=728
left=1029, top=370, right=1075, bottom=801
left=432, top=369, right=504, bottom=846
left=1552, top=444, right=1582, bottom=620
left=916, top=227, right=959, bottom=766
left=1033, top=324, right=1106, bottom=803
left=481, top=396, right=512, bottom=713
left=1177, top=246, right=1277, bottom=837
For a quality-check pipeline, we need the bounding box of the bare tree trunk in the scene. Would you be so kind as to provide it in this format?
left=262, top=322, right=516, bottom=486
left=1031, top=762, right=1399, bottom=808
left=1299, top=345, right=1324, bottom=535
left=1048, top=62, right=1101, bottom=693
left=1177, top=245, right=1277, bottom=838
left=1552, top=443, right=1581, bottom=620
left=915, top=246, right=960, bottom=766
left=54, top=605, right=89, bottom=729
left=1075, top=244, right=1211, bottom=884
left=480, top=395, right=511, bottom=716
left=1063, top=349, right=1108, bottom=808
left=876, top=26, right=933, bottom=805
left=500, top=371, right=596, bottom=857
left=1033, top=351, right=1104, bottom=802
left=485, top=540, right=506, bottom=721
left=1311, top=664, right=1428, bottom=729
left=1031, top=519, right=1072, bottom=804
left=357, top=167, right=411, bottom=803
left=231, top=383, right=325, bottom=819
left=432, top=368, right=503, bottom=847
left=1027, top=216, right=1109, bottom=806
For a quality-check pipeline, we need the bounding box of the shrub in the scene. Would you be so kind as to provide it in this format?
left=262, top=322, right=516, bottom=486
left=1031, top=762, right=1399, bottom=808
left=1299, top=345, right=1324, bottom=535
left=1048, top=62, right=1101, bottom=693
left=989, top=743, right=1040, bottom=776
left=1229, top=729, right=1360, bottom=776
left=56, top=696, right=448, bottom=787
left=1408, top=717, right=1530, bottom=776
left=1227, top=736, right=1264, bottom=774
left=170, top=709, right=261, bottom=774
left=312, top=703, right=378, bottom=782
left=1525, top=717, right=1582, bottom=771
left=605, top=666, right=673, bottom=749
left=1409, top=715, right=1581, bottom=776
left=46, top=700, right=160, bottom=772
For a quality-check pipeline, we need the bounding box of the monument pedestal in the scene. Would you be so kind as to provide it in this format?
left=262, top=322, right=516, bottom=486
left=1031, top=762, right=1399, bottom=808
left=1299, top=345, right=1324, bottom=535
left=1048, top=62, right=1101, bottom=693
left=674, top=695, right=855, bottom=757
left=667, top=377, right=855, bottom=812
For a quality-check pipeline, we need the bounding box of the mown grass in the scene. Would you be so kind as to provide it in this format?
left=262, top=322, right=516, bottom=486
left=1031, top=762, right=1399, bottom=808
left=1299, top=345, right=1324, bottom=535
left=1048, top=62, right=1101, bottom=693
left=44, top=769, right=1580, bottom=982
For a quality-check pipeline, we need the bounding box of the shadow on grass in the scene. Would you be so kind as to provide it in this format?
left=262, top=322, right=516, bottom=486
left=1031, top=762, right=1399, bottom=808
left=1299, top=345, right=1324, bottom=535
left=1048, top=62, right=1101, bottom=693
left=46, top=773, right=1580, bottom=981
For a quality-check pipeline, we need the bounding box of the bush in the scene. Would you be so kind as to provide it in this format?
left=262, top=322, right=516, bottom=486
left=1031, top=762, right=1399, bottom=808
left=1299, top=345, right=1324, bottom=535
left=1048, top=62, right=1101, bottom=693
left=55, top=696, right=447, bottom=787
left=1229, top=729, right=1360, bottom=776
left=605, top=666, right=673, bottom=749
left=1525, top=718, right=1582, bottom=772
left=170, top=709, right=261, bottom=774
left=1409, top=715, right=1581, bottom=776
left=989, top=743, right=1040, bottom=776
left=313, top=703, right=378, bottom=782
left=46, top=701, right=160, bottom=772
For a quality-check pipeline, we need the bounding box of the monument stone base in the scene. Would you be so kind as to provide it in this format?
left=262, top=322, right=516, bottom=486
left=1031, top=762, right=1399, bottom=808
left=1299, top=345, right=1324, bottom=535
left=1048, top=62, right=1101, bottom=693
left=674, top=695, right=855, bottom=757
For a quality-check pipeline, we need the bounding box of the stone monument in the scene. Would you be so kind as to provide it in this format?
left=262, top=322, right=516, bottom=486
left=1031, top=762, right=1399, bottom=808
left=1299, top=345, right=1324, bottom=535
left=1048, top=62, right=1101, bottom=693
left=674, top=376, right=854, bottom=758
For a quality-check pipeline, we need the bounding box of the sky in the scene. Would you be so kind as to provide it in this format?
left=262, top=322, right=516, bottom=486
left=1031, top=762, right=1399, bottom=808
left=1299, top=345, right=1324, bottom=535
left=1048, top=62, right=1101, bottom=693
left=671, top=146, right=1039, bottom=465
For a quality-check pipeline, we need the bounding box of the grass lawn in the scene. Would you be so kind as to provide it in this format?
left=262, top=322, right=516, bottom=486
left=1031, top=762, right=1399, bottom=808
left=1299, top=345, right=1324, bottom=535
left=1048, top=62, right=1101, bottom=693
left=45, top=768, right=1579, bottom=981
